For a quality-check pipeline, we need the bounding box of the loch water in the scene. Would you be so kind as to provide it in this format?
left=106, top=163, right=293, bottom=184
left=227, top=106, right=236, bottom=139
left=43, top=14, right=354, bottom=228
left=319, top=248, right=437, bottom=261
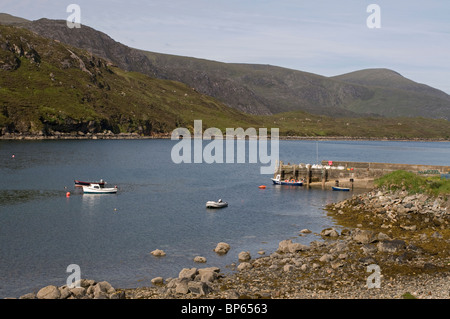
left=0, top=139, right=448, bottom=298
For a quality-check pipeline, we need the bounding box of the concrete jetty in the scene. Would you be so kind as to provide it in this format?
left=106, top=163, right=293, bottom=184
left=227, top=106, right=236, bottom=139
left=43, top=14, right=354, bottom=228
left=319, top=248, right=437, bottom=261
left=274, top=160, right=450, bottom=189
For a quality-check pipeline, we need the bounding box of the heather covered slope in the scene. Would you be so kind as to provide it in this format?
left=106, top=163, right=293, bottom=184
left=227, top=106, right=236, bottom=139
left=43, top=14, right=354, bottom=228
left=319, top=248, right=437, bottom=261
left=1, top=17, right=449, bottom=139
left=4, top=15, right=448, bottom=120
left=0, top=25, right=257, bottom=136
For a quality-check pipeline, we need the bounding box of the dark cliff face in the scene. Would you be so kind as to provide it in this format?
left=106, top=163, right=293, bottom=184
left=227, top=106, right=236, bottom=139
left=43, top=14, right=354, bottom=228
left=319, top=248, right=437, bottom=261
left=23, top=19, right=160, bottom=78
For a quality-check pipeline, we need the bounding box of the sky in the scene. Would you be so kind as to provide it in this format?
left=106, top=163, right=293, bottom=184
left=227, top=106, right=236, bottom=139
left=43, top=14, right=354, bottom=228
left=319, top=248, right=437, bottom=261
left=2, top=0, right=450, bottom=94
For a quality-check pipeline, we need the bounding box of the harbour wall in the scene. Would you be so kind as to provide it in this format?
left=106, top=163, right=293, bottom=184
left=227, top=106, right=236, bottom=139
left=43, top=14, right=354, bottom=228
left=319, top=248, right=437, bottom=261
left=274, top=161, right=450, bottom=189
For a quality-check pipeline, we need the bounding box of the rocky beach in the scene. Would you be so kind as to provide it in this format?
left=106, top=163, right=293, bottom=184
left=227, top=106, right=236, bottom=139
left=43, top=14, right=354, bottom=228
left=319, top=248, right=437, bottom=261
left=12, top=187, right=449, bottom=300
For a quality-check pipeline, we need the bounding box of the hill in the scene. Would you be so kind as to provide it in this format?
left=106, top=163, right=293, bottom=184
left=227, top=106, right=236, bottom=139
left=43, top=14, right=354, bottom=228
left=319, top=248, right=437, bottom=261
left=0, top=17, right=449, bottom=139
left=0, top=24, right=258, bottom=136
left=3, top=15, right=448, bottom=120
left=0, top=13, right=30, bottom=25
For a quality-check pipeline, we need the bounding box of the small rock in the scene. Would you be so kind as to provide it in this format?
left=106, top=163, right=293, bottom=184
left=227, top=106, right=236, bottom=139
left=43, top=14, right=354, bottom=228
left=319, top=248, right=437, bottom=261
left=37, top=285, right=61, bottom=299
left=151, top=277, right=164, bottom=285
left=377, top=232, right=391, bottom=241
left=59, top=286, right=71, bottom=299
left=321, top=228, right=339, bottom=237
left=338, top=253, right=348, bottom=260
left=300, top=229, right=312, bottom=234
left=283, top=264, right=294, bottom=272
left=237, top=262, right=252, bottom=271
left=331, top=260, right=345, bottom=269
left=175, top=278, right=190, bottom=294
left=352, top=229, right=377, bottom=244
left=179, top=268, right=198, bottom=280
left=194, top=256, right=207, bottom=263
left=150, top=249, right=166, bottom=257
left=69, top=287, right=86, bottom=299
left=400, top=225, right=417, bottom=231
left=214, top=242, right=230, bottom=255
left=238, top=251, right=251, bottom=262
left=198, top=270, right=217, bottom=283
left=278, top=239, right=309, bottom=253
left=109, top=291, right=126, bottom=299
left=377, top=240, right=406, bottom=253
left=319, top=254, right=334, bottom=262
left=188, top=281, right=212, bottom=296
left=277, top=239, right=292, bottom=253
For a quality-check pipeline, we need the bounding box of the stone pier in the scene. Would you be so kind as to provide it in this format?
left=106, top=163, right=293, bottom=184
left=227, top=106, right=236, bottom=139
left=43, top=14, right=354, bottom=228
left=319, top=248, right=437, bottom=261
left=274, top=160, right=450, bottom=189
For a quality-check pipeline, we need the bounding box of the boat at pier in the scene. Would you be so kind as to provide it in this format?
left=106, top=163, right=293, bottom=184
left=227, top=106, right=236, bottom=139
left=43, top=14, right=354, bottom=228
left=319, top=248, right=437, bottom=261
left=332, top=186, right=350, bottom=191
left=271, top=174, right=303, bottom=186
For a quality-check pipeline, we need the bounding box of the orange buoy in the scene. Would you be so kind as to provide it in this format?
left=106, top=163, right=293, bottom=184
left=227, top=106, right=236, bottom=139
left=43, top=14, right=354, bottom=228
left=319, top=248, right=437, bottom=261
left=258, top=185, right=266, bottom=189
left=66, top=192, right=71, bottom=197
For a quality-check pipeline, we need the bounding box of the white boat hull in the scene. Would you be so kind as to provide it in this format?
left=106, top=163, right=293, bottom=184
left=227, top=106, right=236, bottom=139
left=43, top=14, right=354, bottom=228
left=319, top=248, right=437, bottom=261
left=82, top=184, right=117, bottom=194
left=206, top=201, right=228, bottom=208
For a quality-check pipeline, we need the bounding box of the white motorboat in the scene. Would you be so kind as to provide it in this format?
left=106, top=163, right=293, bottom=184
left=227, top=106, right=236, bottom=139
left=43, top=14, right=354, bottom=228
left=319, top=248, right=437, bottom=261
left=206, top=199, right=228, bottom=208
left=82, top=183, right=118, bottom=194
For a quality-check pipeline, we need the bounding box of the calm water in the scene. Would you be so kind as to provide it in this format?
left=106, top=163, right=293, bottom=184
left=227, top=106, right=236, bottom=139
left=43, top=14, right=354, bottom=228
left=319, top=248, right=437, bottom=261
left=0, top=139, right=448, bottom=298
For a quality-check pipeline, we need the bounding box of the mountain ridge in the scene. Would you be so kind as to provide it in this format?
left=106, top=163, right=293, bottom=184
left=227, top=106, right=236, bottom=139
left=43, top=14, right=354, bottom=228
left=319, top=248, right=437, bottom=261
left=2, top=14, right=448, bottom=120
left=0, top=24, right=259, bottom=136
left=1, top=14, right=449, bottom=139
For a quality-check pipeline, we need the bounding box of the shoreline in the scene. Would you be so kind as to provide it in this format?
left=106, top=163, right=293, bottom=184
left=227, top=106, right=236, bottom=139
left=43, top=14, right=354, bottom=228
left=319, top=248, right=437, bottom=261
left=1, top=133, right=449, bottom=142
left=13, top=187, right=449, bottom=299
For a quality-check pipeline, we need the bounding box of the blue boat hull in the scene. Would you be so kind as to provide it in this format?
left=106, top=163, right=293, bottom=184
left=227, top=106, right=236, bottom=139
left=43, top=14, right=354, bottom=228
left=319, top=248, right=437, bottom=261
left=272, top=179, right=303, bottom=186
left=332, top=186, right=350, bottom=191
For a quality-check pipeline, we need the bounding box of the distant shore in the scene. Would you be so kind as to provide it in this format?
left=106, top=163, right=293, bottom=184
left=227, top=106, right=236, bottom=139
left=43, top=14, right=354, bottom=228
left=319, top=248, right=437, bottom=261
left=1, top=132, right=449, bottom=142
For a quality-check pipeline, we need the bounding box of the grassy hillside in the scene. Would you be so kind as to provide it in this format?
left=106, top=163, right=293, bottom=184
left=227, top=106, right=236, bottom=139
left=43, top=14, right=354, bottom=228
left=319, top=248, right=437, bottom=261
left=1, top=23, right=449, bottom=139
left=332, top=68, right=450, bottom=100
left=259, top=111, right=450, bottom=139
left=5, top=16, right=448, bottom=120
left=375, top=170, right=450, bottom=196
left=0, top=25, right=259, bottom=135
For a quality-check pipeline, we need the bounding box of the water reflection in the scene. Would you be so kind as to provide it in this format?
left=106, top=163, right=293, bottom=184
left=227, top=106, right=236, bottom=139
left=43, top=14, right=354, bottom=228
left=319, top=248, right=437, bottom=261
left=81, top=193, right=103, bottom=210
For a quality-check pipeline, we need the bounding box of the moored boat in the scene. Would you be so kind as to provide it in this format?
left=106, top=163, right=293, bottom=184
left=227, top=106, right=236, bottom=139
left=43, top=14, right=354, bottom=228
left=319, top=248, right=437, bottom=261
left=75, top=179, right=106, bottom=187
left=271, top=174, right=303, bottom=186
left=206, top=199, right=228, bottom=208
left=82, top=183, right=117, bottom=194
left=332, top=186, right=350, bottom=191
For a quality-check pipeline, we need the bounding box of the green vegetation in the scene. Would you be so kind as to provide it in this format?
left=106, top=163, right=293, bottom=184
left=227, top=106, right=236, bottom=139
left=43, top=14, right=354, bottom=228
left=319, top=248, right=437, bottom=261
left=1, top=24, right=450, bottom=139
left=402, top=292, right=417, bottom=299
left=375, top=170, right=450, bottom=196
left=0, top=24, right=259, bottom=135
left=143, top=50, right=450, bottom=120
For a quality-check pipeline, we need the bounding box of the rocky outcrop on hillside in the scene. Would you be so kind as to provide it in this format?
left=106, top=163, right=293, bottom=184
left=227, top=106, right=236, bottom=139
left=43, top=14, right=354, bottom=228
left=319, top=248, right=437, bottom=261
left=10, top=17, right=450, bottom=119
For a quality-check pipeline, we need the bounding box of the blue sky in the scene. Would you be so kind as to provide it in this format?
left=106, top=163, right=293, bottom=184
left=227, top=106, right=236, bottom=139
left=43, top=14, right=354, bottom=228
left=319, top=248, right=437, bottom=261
left=2, top=0, right=450, bottom=93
